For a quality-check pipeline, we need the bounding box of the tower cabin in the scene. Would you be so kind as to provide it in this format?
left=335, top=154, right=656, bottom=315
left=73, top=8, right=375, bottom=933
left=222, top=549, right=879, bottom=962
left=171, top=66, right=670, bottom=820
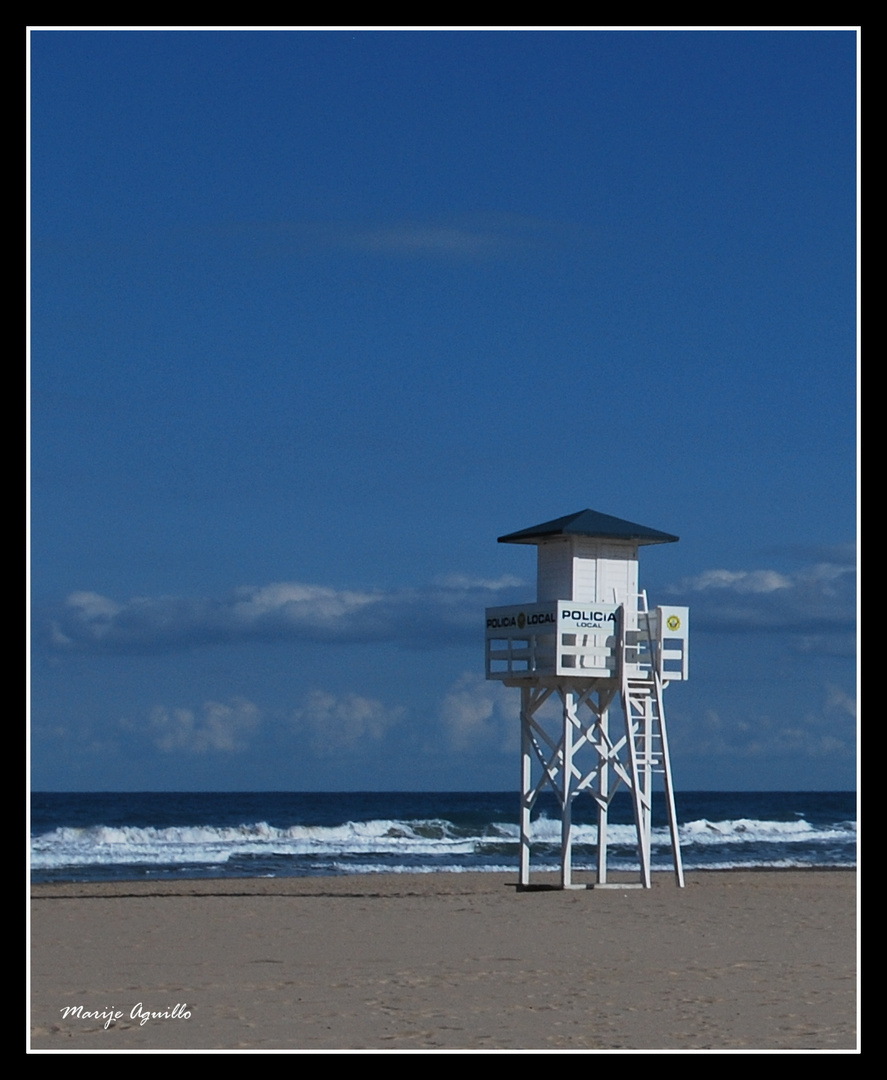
left=486, top=509, right=687, bottom=684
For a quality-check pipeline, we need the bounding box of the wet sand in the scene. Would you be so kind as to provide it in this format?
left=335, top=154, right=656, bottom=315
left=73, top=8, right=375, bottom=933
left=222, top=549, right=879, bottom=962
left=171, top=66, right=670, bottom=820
left=30, top=871, right=857, bottom=1051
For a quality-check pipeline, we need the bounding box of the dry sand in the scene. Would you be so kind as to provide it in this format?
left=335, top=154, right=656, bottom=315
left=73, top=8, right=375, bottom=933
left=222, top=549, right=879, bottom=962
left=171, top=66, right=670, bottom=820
left=30, top=871, right=857, bottom=1051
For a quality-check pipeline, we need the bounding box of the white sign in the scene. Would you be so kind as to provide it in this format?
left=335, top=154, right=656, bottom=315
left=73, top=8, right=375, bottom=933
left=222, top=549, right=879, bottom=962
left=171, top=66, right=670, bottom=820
left=557, top=601, right=619, bottom=632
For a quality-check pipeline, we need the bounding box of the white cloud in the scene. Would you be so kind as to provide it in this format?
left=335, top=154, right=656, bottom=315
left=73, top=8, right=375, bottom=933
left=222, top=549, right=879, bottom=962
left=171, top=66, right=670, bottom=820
left=231, top=582, right=379, bottom=625
left=290, top=690, right=403, bottom=755
left=349, top=225, right=504, bottom=257
left=669, top=558, right=855, bottom=642
left=824, top=684, right=857, bottom=719
left=130, top=697, right=261, bottom=754
left=66, top=591, right=124, bottom=619
left=672, top=684, right=856, bottom=762
left=680, top=569, right=793, bottom=593
left=433, top=573, right=525, bottom=591
left=265, top=214, right=562, bottom=261
left=439, top=673, right=517, bottom=753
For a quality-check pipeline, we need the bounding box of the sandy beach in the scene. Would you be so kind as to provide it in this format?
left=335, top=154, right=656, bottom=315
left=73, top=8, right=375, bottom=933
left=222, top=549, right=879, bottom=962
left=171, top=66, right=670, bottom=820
left=30, top=871, right=857, bottom=1051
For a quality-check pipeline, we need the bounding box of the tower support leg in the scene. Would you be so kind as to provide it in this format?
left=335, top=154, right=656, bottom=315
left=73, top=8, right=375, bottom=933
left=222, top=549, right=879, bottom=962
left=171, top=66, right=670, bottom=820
left=560, top=690, right=575, bottom=889
left=519, top=685, right=532, bottom=888
left=596, top=705, right=609, bottom=885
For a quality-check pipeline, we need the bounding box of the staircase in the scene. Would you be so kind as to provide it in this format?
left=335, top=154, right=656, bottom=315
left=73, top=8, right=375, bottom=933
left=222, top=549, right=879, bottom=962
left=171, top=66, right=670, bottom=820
left=620, top=592, right=685, bottom=887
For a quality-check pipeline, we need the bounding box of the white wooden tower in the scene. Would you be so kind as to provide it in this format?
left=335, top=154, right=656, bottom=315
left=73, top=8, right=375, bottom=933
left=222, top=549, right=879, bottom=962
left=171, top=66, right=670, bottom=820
left=485, top=509, right=688, bottom=889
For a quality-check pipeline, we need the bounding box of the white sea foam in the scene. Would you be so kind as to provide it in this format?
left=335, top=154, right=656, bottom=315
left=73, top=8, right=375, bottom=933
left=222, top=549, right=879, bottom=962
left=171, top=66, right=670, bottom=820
left=679, top=817, right=856, bottom=845
left=31, top=819, right=488, bottom=869
left=30, top=812, right=856, bottom=871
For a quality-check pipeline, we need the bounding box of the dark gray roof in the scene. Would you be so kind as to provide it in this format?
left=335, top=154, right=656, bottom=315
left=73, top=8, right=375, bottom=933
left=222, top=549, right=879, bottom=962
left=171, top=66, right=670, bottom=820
left=498, top=508, right=679, bottom=546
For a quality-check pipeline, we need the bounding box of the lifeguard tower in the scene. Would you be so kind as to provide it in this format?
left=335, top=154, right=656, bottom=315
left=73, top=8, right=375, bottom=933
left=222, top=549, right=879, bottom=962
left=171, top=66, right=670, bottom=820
left=485, top=509, right=688, bottom=889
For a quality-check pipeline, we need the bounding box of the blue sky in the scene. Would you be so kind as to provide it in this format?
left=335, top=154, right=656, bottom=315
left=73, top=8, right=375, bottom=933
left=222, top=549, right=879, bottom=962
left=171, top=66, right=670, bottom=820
left=29, top=28, right=857, bottom=791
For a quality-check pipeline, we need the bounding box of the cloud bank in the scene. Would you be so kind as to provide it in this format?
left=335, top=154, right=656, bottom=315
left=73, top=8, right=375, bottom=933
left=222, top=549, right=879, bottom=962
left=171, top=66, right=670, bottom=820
left=120, top=674, right=517, bottom=762
left=46, top=550, right=855, bottom=658
left=671, top=557, right=856, bottom=637
left=672, top=682, right=856, bottom=764
left=264, top=214, right=571, bottom=261
left=48, top=576, right=525, bottom=655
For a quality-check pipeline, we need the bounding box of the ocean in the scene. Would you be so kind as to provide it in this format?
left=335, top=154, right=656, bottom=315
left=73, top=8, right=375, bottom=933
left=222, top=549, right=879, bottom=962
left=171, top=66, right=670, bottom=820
left=30, top=791, right=856, bottom=884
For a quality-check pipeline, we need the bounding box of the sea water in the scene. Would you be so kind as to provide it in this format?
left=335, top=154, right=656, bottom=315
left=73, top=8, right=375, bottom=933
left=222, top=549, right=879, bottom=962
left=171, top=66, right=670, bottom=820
left=30, top=790, right=856, bottom=884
